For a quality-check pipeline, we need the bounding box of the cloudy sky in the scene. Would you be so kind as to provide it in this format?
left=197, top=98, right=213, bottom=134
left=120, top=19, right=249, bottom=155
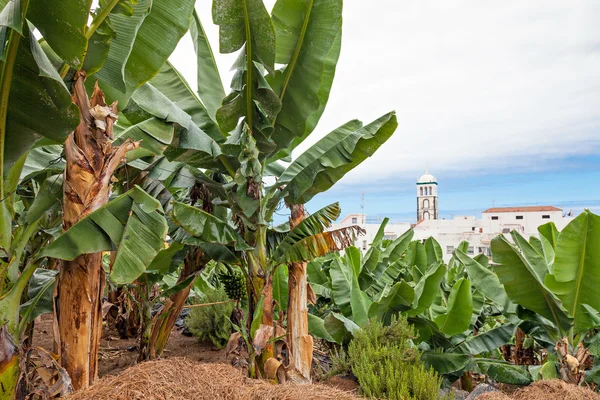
left=170, top=0, right=600, bottom=222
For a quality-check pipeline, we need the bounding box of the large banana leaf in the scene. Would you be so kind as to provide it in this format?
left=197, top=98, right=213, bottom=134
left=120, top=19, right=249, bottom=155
left=368, top=280, right=414, bottom=325
left=455, top=249, right=508, bottom=309
left=545, top=211, right=600, bottom=333
left=127, top=83, right=222, bottom=166
left=26, top=0, right=90, bottom=68
left=329, top=257, right=370, bottom=326
left=149, top=61, right=223, bottom=142
left=115, top=117, right=174, bottom=157
left=268, top=0, right=342, bottom=161
left=538, top=222, right=559, bottom=268
left=92, top=0, right=152, bottom=92
left=170, top=201, right=251, bottom=251
left=491, top=234, right=572, bottom=334
left=190, top=10, right=225, bottom=120
left=323, top=312, right=360, bottom=344
left=39, top=186, right=168, bottom=284
left=272, top=202, right=340, bottom=261
left=410, top=261, right=446, bottom=315
left=26, top=174, right=62, bottom=223
left=308, top=313, right=335, bottom=342
left=275, top=112, right=398, bottom=204
left=272, top=264, right=288, bottom=311
left=421, top=352, right=469, bottom=375
left=212, top=0, right=275, bottom=70
left=114, top=0, right=194, bottom=92
left=425, top=237, right=443, bottom=265
left=459, top=323, right=517, bottom=355
left=19, top=268, right=57, bottom=326
left=4, top=23, right=79, bottom=172
left=434, top=278, right=473, bottom=336
left=475, top=360, right=532, bottom=385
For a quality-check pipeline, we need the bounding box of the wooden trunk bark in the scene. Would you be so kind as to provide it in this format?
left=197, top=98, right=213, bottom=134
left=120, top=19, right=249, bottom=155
left=286, top=204, right=313, bottom=383
left=144, top=250, right=204, bottom=360
left=55, top=71, right=137, bottom=390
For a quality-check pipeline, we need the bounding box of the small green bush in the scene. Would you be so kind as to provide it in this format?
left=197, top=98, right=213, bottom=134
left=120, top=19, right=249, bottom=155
left=185, top=286, right=234, bottom=348
left=347, top=316, right=442, bottom=400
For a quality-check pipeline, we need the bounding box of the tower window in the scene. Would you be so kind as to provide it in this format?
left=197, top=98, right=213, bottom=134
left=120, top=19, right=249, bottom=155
left=352, top=217, right=357, bottom=224
left=516, top=215, right=523, bottom=220
left=467, top=246, right=474, bottom=255
left=491, top=216, right=499, bottom=220
left=420, top=187, right=423, bottom=195
left=542, top=215, right=550, bottom=219
left=446, top=245, right=454, bottom=254
left=423, top=199, right=430, bottom=208
left=362, top=240, right=367, bottom=250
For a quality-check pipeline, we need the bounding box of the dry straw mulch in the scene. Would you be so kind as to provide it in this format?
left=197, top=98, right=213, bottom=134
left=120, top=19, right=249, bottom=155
left=480, top=380, right=600, bottom=400
left=67, top=357, right=358, bottom=400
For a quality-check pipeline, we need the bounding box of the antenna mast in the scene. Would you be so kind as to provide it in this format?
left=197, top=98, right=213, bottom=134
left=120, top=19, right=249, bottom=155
left=360, top=192, right=365, bottom=224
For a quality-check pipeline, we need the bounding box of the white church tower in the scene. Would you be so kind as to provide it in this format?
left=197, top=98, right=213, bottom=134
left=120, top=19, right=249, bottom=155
left=417, top=170, right=438, bottom=220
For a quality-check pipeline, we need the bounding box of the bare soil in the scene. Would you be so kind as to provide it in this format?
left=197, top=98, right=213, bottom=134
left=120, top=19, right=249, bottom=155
left=31, top=314, right=226, bottom=378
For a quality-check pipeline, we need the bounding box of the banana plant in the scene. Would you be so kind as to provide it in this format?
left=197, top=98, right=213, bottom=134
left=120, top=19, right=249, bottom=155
left=115, top=0, right=398, bottom=380
left=0, top=0, right=197, bottom=392
left=490, top=213, right=600, bottom=384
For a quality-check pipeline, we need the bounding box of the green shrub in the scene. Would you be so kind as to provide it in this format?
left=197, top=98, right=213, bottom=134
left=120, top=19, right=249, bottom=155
left=347, top=316, right=442, bottom=400
left=185, top=286, right=234, bottom=348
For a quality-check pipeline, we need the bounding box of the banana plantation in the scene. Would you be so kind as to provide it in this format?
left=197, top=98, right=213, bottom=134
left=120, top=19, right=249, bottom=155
left=0, top=0, right=598, bottom=399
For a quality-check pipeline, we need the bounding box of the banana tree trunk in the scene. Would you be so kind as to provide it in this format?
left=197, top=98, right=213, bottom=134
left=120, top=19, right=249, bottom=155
left=143, top=249, right=204, bottom=360
left=55, top=71, right=137, bottom=390
left=286, top=204, right=313, bottom=383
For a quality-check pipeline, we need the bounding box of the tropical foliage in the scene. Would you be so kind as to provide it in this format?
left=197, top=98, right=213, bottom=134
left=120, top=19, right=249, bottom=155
left=306, top=211, right=600, bottom=389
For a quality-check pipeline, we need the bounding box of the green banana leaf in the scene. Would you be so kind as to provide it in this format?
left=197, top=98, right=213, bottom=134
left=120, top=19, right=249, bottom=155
left=92, top=0, right=152, bottom=91
left=212, top=0, right=275, bottom=70
left=190, top=10, right=225, bottom=120
left=149, top=61, right=223, bottom=142
left=545, top=211, right=600, bottom=333
left=27, top=175, right=62, bottom=223
left=455, top=249, right=508, bottom=309
left=425, top=237, right=443, bottom=265
left=268, top=0, right=342, bottom=161
left=4, top=23, right=79, bottom=172
left=119, top=0, right=194, bottom=92
left=19, top=268, right=57, bottom=326
left=308, top=313, right=335, bottom=342
left=538, top=222, right=559, bottom=269
left=272, top=264, right=289, bottom=311
left=324, top=312, right=360, bottom=344
left=170, top=201, right=251, bottom=251
left=115, top=117, right=174, bottom=157
left=410, top=261, right=446, bottom=315
left=421, top=352, right=469, bottom=375
left=127, top=83, right=222, bottom=166
left=459, top=324, right=517, bottom=355
left=27, top=0, right=89, bottom=68
left=492, top=233, right=572, bottom=334
left=476, top=359, right=532, bottom=385
left=329, top=258, right=371, bottom=326
left=434, top=278, right=473, bottom=336
left=368, top=280, right=414, bottom=325
left=275, top=112, right=397, bottom=204
left=39, top=186, right=168, bottom=284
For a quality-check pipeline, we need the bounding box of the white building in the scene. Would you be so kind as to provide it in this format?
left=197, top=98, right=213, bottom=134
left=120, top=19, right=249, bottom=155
left=334, top=171, right=572, bottom=262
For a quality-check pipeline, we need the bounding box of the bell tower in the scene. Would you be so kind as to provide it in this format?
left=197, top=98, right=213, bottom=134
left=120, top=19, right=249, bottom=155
left=416, top=169, right=438, bottom=221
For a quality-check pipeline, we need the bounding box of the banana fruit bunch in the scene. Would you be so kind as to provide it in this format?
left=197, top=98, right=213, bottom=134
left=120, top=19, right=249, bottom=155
left=219, top=269, right=246, bottom=302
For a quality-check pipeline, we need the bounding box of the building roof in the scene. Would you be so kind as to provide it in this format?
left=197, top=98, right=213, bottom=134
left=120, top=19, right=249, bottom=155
left=417, top=169, right=437, bottom=183
left=482, top=206, right=562, bottom=213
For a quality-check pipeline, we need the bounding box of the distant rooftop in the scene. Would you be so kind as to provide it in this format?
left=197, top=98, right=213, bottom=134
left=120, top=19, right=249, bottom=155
left=482, top=206, right=562, bottom=213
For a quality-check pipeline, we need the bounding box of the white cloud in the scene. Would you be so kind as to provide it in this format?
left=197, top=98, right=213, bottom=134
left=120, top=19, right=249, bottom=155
left=170, top=0, right=600, bottom=185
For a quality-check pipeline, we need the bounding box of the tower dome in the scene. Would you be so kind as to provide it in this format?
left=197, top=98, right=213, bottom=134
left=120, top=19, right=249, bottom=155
left=417, top=169, right=437, bottom=184
left=416, top=169, right=438, bottom=221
